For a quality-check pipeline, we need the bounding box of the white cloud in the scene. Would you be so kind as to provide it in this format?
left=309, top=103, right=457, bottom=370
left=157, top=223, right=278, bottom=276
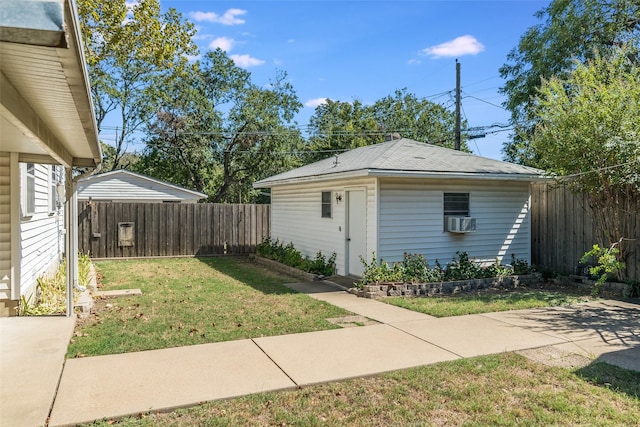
left=209, top=37, right=235, bottom=52
left=407, top=58, right=421, bottom=65
left=185, top=54, right=201, bottom=63
left=421, top=35, right=485, bottom=58
left=305, top=98, right=327, bottom=108
left=230, top=54, right=265, bottom=68
left=191, top=9, right=247, bottom=25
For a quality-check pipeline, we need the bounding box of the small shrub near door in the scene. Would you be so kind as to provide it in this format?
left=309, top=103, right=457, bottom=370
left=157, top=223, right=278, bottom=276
left=256, top=238, right=336, bottom=276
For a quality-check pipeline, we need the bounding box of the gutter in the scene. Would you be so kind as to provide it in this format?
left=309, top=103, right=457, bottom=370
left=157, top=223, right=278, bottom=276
left=254, top=168, right=549, bottom=188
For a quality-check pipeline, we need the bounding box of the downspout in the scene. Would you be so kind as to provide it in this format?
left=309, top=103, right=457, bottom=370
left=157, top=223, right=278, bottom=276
left=65, top=164, right=101, bottom=317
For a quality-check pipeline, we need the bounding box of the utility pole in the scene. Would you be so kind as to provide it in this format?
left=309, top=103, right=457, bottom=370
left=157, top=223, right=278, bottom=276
left=455, top=59, right=461, bottom=151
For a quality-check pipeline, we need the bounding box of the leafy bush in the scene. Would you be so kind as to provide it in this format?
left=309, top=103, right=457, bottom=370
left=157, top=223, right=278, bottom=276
left=581, top=244, right=625, bottom=296
left=625, top=280, right=640, bottom=298
left=256, top=238, right=336, bottom=276
left=19, top=254, right=92, bottom=315
left=358, top=251, right=533, bottom=286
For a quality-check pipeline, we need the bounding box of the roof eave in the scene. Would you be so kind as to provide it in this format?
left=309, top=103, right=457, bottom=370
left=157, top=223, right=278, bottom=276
left=254, top=168, right=547, bottom=188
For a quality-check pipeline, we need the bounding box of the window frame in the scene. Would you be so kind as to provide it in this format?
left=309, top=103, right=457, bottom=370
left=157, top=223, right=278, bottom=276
left=49, top=165, right=59, bottom=213
left=321, top=191, right=332, bottom=218
left=21, top=163, right=36, bottom=218
left=443, top=192, right=470, bottom=231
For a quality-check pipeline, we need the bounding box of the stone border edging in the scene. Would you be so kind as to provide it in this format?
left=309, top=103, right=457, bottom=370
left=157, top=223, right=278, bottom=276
left=250, top=255, right=323, bottom=282
left=349, top=273, right=543, bottom=299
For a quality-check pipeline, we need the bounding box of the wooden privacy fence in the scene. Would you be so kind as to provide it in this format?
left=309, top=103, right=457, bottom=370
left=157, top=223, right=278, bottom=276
left=78, top=202, right=270, bottom=258
left=531, top=183, right=640, bottom=280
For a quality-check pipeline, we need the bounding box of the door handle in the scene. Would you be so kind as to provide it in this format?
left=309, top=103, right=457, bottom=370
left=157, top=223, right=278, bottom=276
left=347, top=238, right=351, bottom=241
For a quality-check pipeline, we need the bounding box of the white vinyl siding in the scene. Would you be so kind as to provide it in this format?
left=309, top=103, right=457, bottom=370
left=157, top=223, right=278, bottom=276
left=270, top=177, right=377, bottom=275
left=0, top=154, right=12, bottom=299
left=19, top=163, right=63, bottom=298
left=77, top=171, right=203, bottom=203
left=378, top=178, right=531, bottom=266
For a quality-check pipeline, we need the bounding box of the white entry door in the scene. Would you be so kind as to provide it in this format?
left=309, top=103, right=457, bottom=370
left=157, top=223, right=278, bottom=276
left=346, top=190, right=366, bottom=276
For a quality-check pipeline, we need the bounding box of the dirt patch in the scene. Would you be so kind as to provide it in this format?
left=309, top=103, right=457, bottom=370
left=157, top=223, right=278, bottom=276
left=326, top=315, right=379, bottom=328
left=517, top=346, right=593, bottom=369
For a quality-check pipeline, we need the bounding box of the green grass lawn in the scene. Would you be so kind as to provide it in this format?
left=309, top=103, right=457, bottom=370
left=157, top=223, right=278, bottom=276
left=84, top=353, right=640, bottom=426
left=67, top=257, right=350, bottom=358
left=383, top=287, right=595, bottom=317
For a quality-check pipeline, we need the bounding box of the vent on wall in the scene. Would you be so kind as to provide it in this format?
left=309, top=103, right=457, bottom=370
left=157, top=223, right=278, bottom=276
left=118, top=222, right=135, bottom=246
left=447, top=217, right=476, bottom=233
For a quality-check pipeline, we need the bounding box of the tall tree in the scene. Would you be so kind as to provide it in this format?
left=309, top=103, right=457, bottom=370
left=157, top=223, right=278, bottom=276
left=306, top=89, right=464, bottom=163
left=499, top=0, right=640, bottom=165
left=305, top=99, right=381, bottom=163
left=371, top=89, right=466, bottom=150
left=139, top=49, right=303, bottom=203
left=531, top=47, right=640, bottom=276
left=78, top=0, right=197, bottom=170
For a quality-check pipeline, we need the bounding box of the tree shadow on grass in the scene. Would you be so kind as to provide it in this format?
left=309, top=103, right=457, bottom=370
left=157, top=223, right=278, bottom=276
left=575, top=359, right=640, bottom=401
left=194, top=256, right=300, bottom=295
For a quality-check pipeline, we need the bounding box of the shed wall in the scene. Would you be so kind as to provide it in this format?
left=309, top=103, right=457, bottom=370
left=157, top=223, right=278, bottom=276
left=378, top=178, right=531, bottom=266
left=270, top=177, right=377, bottom=275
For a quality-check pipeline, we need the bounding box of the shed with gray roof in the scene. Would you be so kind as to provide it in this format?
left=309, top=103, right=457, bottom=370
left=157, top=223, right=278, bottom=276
left=78, top=170, right=206, bottom=203
left=254, top=138, right=545, bottom=277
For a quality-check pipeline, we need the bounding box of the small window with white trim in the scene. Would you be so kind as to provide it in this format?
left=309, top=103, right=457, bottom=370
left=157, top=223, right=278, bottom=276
left=321, top=191, right=332, bottom=218
left=21, top=163, right=36, bottom=217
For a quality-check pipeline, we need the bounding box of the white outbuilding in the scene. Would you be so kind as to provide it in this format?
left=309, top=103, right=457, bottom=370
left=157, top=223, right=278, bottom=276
left=254, top=138, right=544, bottom=277
left=77, top=170, right=207, bottom=203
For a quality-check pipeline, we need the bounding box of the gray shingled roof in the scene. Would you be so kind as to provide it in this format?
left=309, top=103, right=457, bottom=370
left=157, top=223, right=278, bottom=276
left=254, top=138, right=544, bottom=187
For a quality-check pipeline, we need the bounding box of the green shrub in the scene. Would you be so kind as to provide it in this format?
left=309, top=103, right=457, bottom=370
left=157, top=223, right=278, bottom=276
left=19, top=254, right=92, bottom=315
left=581, top=244, right=625, bottom=296
left=358, top=251, right=533, bottom=286
left=256, top=238, right=336, bottom=276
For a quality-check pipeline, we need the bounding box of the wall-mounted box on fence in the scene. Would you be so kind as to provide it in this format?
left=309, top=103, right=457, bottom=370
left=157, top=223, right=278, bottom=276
left=118, top=222, right=135, bottom=247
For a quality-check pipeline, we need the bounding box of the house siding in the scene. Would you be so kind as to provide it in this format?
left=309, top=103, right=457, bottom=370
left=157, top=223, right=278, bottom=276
left=0, top=153, right=11, bottom=300
left=78, top=173, right=202, bottom=203
left=378, top=178, right=531, bottom=266
left=19, top=164, right=63, bottom=300
left=270, top=177, right=377, bottom=275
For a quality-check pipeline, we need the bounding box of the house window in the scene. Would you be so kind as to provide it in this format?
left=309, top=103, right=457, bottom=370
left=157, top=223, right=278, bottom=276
left=444, top=192, right=469, bottom=230
left=49, top=165, right=59, bottom=212
left=21, top=163, right=36, bottom=217
left=321, top=191, right=332, bottom=218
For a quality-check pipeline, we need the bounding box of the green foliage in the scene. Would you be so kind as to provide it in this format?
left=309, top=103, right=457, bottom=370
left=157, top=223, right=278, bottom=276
left=138, top=51, right=303, bottom=202
left=78, top=0, right=198, bottom=170
left=532, top=47, right=640, bottom=275
left=256, top=238, right=336, bottom=276
left=581, top=244, right=626, bottom=295
left=401, top=253, right=445, bottom=283
left=358, top=252, right=404, bottom=288
left=19, top=254, right=92, bottom=315
left=305, top=88, right=468, bottom=163
left=358, top=251, right=533, bottom=286
left=499, top=0, right=640, bottom=165
left=624, top=280, right=640, bottom=298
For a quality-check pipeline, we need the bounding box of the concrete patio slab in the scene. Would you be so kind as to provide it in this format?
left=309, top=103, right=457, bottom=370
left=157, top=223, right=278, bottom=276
left=0, top=316, right=76, bottom=427
left=482, top=300, right=640, bottom=342
left=253, top=323, right=459, bottom=385
left=392, top=315, right=567, bottom=358
left=49, top=339, right=296, bottom=427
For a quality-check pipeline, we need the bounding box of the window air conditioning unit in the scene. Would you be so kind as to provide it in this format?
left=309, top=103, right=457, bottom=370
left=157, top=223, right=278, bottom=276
left=448, top=217, right=476, bottom=233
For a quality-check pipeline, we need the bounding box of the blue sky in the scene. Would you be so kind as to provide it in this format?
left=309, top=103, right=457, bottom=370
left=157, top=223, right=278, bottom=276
left=119, top=0, right=550, bottom=160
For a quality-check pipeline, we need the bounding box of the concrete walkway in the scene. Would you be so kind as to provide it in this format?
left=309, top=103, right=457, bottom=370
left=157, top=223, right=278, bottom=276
left=2, top=281, right=639, bottom=427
